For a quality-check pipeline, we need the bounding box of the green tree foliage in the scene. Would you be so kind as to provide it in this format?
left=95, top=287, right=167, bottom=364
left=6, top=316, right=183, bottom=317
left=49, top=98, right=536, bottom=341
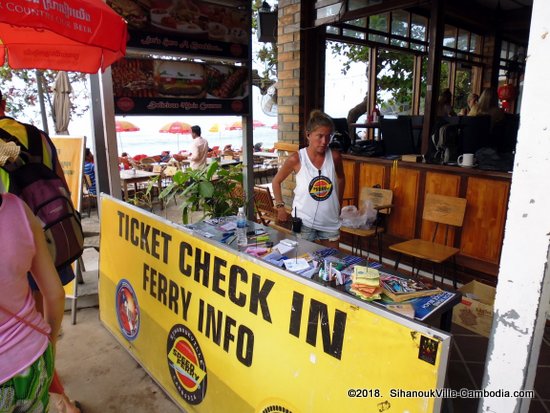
left=0, top=66, right=88, bottom=125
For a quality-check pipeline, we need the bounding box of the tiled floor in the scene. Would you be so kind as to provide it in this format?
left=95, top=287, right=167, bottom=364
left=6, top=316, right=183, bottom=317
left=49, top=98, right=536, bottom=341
left=446, top=322, right=550, bottom=412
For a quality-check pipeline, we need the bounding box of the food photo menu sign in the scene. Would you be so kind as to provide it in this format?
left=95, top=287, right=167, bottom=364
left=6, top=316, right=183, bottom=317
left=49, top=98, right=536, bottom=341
left=112, top=58, right=250, bottom=115
left=107, top=0, right=250, bottom=60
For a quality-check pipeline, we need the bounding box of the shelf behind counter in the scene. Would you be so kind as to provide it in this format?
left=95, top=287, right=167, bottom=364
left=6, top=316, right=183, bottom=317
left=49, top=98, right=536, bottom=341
left=341, top=153, right=512, bottom=283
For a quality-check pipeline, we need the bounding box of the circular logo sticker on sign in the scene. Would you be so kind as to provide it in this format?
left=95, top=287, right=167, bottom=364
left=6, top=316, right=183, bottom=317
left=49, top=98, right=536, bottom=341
left=308, top=175, right=333, bottom=201
left=115, top=279, right=140, bottom=341
left=167, top=324, right=207, bottom=405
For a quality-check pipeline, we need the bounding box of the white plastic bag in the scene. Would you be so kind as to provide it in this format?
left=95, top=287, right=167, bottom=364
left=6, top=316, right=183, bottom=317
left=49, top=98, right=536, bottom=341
left=359, top=199, right=377, bottom=227
left=340, top=202, right=377, bottom=229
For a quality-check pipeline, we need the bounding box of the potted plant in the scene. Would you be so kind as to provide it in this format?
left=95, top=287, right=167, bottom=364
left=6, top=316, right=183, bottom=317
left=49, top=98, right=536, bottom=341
left=159, top=161, right=244, bottom=224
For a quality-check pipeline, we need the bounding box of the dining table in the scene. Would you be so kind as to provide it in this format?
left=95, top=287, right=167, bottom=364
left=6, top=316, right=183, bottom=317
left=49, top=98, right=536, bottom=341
left=120, top=169, right=163, bottom=209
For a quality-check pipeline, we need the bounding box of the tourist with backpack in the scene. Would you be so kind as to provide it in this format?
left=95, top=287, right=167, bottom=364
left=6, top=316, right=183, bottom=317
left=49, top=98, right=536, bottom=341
left=0, top=190, right=65, bottom=412
left=0, top=91, right=82, bottom=413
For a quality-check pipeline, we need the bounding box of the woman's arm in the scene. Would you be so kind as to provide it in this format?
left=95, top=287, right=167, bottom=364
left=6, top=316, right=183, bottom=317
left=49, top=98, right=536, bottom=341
left=26, top=204, right=65, bottom=352
left=271, top=152, right=300, bottom=221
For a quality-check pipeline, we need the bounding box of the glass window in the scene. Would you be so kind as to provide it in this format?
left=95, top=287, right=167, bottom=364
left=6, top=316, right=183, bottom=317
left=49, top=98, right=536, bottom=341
left=349, top=0, right=383, bottom=12
left=454, top=66, right=473, bottom=114
left=411, top=14, right=427, bottom=42
left=316, top=4, right=343, bottom=20
left=419, top=56, right=428, bottom=115
left=501, top=41, right=509, bottom=59
left=376, top=49, right=414, bottom=116
left=324, top=41, right=370, bottom=118
left=390, top=11, right=409, bottom=47
left=369, top=14, right=388, bottom=32
left=458, top=30, right=469, bottom=51
left=391, top=11, right=409, bottom=37
left=470, top=33, right=480, bottom=54
left=443, top=25, right=457, bottom=49
left=343, top=29, right=365, bottom=40
left=348, top=17, right=368, bottom=29
left=440, top=61, right=450, bottom=90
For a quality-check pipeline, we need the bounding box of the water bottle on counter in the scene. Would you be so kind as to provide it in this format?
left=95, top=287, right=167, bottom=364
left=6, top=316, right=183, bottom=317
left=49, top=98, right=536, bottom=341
left=236, top=207, right=247, bottom=249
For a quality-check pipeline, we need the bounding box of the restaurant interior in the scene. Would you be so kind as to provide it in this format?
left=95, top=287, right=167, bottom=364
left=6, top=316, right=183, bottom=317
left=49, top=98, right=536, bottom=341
left=275, top=0, right=532, bottom=286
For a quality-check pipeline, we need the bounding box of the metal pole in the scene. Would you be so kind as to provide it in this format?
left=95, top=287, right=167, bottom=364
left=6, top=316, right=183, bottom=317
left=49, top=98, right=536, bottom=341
left=35, top=70, right=49, bottom=135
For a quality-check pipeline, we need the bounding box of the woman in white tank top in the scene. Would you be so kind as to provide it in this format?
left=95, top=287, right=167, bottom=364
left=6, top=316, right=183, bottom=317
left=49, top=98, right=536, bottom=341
left=271, top=110, right=345, bottom=249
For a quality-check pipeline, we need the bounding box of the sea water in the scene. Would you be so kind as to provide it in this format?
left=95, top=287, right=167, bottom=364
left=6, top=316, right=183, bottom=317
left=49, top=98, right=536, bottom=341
left=117, top=123, right=278, bottom=157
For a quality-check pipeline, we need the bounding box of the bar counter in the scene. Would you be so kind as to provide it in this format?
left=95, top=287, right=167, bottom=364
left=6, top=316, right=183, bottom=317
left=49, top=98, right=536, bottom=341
left=342, top=154, right=512, bottom=283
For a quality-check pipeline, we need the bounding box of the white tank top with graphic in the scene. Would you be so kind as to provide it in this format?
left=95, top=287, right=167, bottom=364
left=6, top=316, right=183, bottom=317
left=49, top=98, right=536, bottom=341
left=292, top=148, right=340, bottom=232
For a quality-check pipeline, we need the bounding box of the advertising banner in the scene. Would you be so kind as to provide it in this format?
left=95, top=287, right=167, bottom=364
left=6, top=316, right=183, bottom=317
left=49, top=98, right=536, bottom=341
left=99, top=196, right=451, bottom=413
left=51, top=136, right=85, bottom=209
left=106, top=0, right=249, bottom=59
left=51, top=136, right=85, bottom=298
left=112, top=58, right=249, bottom=116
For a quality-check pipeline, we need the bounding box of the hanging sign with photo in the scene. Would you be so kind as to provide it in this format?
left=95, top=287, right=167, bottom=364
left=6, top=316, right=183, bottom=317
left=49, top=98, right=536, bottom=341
left=112, top=58, right=250, bottom=115
left=106, top=0, right=250, bottom=60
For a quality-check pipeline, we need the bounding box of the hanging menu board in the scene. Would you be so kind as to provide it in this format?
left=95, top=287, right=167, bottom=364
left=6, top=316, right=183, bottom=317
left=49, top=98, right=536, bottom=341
left=112, top=58, right=249, bottom=115
left=106, top=0, right=249, bottom=60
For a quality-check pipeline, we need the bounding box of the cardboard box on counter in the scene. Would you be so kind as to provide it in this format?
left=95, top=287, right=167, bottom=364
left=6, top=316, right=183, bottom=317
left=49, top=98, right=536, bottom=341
left=452, top=280, right=496, bottom=337
left=401, top=154, right=423, bottom=163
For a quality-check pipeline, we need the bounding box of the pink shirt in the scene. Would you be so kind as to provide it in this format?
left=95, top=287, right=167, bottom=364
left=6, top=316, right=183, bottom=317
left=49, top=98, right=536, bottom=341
left=0, top=193, right=50, bottom=383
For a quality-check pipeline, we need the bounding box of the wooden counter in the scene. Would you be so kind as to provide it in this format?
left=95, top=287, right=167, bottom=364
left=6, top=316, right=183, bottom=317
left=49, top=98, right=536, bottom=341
left=342, top=154, right=512, bottom=283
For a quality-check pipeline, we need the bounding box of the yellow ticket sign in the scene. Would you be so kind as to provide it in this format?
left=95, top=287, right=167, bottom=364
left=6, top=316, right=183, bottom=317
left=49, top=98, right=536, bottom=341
left=99, top=196, right=451, bottom=413
left=51, top=136, right=84, bottom=298
left=50, top=136, right=84, bottom=209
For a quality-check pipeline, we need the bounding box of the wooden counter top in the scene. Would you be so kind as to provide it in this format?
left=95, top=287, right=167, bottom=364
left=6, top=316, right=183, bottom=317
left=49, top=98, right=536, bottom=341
left=342, top=154, right=512, bottom=180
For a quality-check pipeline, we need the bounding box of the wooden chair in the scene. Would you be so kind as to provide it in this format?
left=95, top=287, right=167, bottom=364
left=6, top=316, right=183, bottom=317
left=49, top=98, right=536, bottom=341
left=389, top=193, right=467, bottom=288
left=340, top=187, right=393, bottom=262
left=253, top=185, right=292, bottom=233
left=139, top=157, right=156, bottom=171
left=82, top=173, right=97, bottom=217
left=253, top=185, right=277, bottom=225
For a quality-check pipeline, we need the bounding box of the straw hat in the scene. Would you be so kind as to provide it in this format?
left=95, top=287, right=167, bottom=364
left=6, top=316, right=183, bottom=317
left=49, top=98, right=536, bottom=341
left=0, top=140, right=21, bottom=166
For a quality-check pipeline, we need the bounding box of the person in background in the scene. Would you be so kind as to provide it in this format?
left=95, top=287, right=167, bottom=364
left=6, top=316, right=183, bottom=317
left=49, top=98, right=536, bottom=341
left=272, top=110, right=345, bottom=249
left=160, top=150, right=171, bottom=162
left=119, top=152, right=131, bottom=170
left=0, top=192, right=65, bottom=412
left=458, top=93, right=479, bottom=116
left=436, top=88, right=457, bottom=117
left=84, top=147, right=96, bottom=195
left=0, top=90, right=82, bottom=413
left=469, top=87, right=505, bottom=127
left=189, top=125, right=209, bottom=169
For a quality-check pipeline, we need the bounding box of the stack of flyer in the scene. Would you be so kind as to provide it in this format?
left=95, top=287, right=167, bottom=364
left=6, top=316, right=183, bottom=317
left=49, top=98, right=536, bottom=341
left=348, top=266, right=383, bottom=301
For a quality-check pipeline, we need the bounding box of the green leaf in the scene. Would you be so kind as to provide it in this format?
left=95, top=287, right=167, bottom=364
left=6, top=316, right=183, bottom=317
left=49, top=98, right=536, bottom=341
left=206, top=161, right=218, bottom=180
left=198, top=181, right=214, bottom=198
left=173, top=170, right=186, bottom=185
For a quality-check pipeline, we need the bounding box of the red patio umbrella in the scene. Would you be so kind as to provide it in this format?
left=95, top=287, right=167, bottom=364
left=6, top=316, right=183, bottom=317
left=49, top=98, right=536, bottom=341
left=226, top=120, right=266, bottom=130
left=116, top=120, right=140, bottom=154
left=271, top=123, right=278, bottom=129
left=159, top=121, right=193, bottom=151
left=0, top=0, right=127, bottom=73
left=116, top=120, right=140, bottom=133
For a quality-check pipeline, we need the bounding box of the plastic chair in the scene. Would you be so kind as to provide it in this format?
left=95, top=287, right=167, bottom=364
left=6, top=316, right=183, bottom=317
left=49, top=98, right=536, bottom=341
left=389, top=193, right=467, bottom=288
left=340, top=187, right=393, bottom=262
